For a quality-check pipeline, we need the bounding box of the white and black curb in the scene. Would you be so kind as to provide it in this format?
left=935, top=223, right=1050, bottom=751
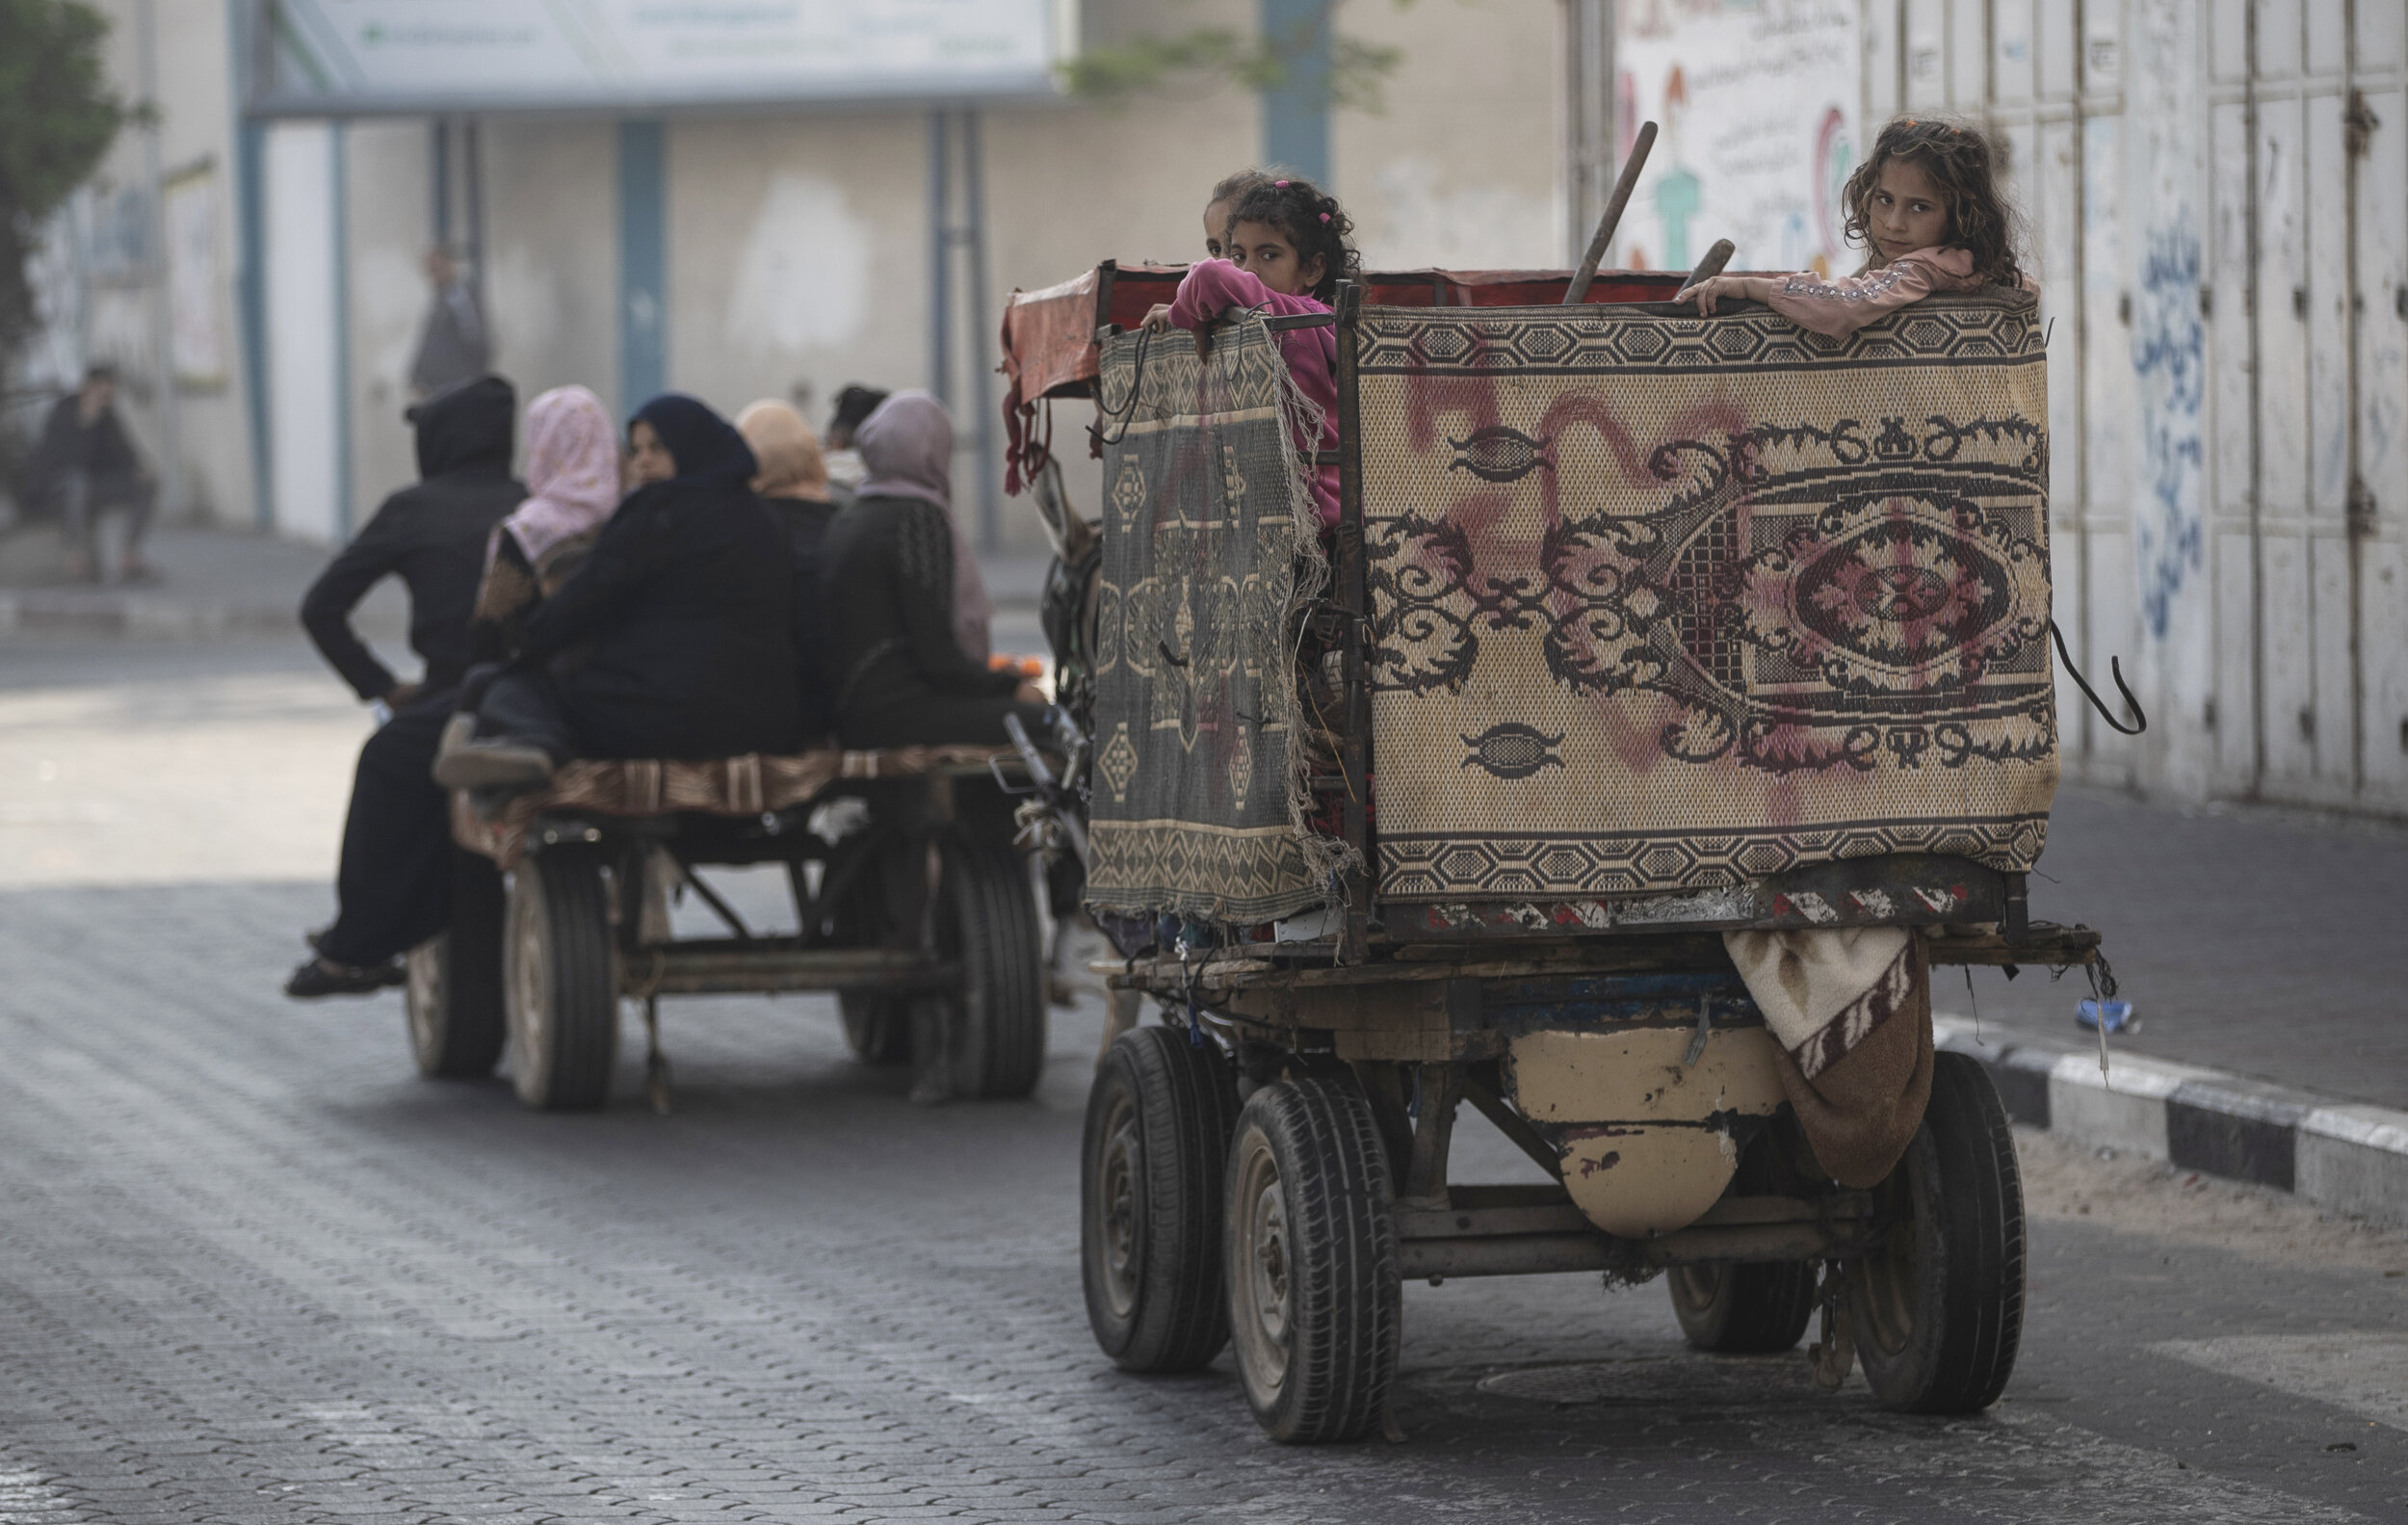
left=1935, top=1014, right=2408, bottom=1230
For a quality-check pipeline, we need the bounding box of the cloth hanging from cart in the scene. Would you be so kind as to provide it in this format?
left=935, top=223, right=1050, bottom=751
left=1724, top=926, right=1935, bottom=1188
left=1083, top=319, right=1343, bottom=925
left=1355, top=291, right=2057, bottom=902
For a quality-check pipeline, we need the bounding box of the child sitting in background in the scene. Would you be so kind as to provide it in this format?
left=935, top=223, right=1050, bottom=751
left=1142, top=175, right=1358, bottom=528
left=1678, top=117, right=2032, bottom=337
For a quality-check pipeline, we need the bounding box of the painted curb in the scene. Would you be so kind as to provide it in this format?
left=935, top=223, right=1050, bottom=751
left=1935, top=1014, right=2408, bottom=1230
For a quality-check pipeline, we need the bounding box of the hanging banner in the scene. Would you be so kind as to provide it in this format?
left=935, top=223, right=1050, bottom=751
left=1610, top=0, right=1861, bottom=276
left=253, top=0, right=1076, bottom=115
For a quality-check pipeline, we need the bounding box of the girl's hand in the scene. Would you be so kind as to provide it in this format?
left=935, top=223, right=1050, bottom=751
left=1139, top=303, right=1175, bottom=332
left=1674, top=275, right=1766, bottom=315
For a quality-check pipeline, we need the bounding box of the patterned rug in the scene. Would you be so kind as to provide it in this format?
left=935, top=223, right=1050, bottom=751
left=1359, top=292, right=2056, bottom=902
left=1084, top=320, right=1339, bottom=925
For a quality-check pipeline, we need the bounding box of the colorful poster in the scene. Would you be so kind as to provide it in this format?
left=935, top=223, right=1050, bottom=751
left=1610, top=0, right=1860, bottom=277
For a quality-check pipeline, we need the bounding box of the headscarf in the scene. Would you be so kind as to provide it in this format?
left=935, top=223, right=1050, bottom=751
left=735, top=399, right=831, bottom=500
left=502, top=384, right=619, bottom=565
left=854, top=389, right=993, bottom=662
left=630, top=392, right=758, bottom=486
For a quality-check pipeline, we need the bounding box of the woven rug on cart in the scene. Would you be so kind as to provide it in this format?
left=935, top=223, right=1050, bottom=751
left=1357, top=292, right=2057, bottom=902
left=1084, top=319, right=1340, bottom=925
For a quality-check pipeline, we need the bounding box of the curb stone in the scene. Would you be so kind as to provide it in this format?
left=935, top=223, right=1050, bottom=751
left=1935, top=1013, right=2408, bottom=1230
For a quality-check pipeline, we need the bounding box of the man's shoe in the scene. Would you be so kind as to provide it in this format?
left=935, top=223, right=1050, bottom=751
left=432, top=736, right=557, bottom=790
left=284, top=957, right=406, bottom=1000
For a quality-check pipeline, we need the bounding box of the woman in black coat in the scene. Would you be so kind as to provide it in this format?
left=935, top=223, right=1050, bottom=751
left=819, top=391, right=1048, bottom=749
left=437, top=394, right=799, bottom=785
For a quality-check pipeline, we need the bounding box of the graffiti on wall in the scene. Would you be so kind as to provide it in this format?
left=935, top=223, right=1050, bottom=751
left=1610, top=0, right=1859, bottom=276
left=2131, top=221, right=2204, bottom=641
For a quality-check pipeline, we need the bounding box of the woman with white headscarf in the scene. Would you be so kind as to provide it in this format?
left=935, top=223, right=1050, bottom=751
left=818, top=390, right=1046, bottom=748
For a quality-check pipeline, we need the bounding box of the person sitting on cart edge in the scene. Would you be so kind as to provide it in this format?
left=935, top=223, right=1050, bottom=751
left=1677, top=116, right=2033, bottom=336
left=818, top=391, right=1049, bottom=749
left=1141, top=175, right=1356, bottom=528
left=288, top=374, right=525, bottom=999
left=433, top=393, right=800, bottom=789
left=738, top=398, right=841, bottom=742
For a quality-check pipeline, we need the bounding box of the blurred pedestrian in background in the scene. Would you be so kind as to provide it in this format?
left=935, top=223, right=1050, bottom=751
left=20, top=364, right=157, bottom=584
left=407, top=247, right=490, bottom=401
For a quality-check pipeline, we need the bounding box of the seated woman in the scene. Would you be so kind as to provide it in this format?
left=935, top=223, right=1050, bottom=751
left=469, top=383, right=621, bottom=660
left=737, top=399, right=840, bottom=742
left=819, top=391, right=1047, bottom=749
left=435, top=393, right=799, bottom=786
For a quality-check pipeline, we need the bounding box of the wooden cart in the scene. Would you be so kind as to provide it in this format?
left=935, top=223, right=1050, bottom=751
left=417, top=748, right=1047, bottom=1113
left=1004, top=263, right=2104, bottom=1442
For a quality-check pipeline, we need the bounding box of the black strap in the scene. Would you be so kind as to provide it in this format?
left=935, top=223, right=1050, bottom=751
left=2050, top=619, right=2147, bottom=735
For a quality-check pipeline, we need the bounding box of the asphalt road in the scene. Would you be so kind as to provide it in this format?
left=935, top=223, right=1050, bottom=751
left=2, top=634, right=2403, bottom=1524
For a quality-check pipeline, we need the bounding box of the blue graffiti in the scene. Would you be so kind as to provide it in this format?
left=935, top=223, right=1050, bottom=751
left=2131, top=220, right=2204, bottom=640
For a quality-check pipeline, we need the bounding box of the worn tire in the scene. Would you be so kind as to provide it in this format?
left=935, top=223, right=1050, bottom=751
left=1082, top=1026, right=1241, bottom=1372
left=1849, top=1050, right=2026, bottom=1413
left=1224, top=1077, right=1401, bottom=1444
left=933, top=833, right=1046, bottom=1100
left=1666, top=1133, right=1818, bottom=1353
left=1667, top=1259, right=1818, bottom=1354
left=824, top=845, right=914, bottom=1066
left=406, top=850, right=508, bottom=1080
left=504, top=850, right=619, bottom=1111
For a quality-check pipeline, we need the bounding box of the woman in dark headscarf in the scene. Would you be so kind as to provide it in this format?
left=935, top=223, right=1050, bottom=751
left=818, top=390, right=1047, bottom=749
left=437, top=393, right=799, bottom=784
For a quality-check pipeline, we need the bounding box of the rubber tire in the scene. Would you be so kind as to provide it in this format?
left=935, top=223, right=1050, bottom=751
left=405, top=851, right=508, bottom=1079
left=1081, top=1026, right=1242, bottom=1372
left=825, top=844, right=914, bottom=1066
left=1224, top=1077, right=1401, bottom=1444
left=1849, top=1050, right=2026, bottom=1413
left=1666, top=1133, right=1818, bottom=1354
left=504, top=850, right=619, bottom=1112
left=932, top=832, right=1047, bottom=1100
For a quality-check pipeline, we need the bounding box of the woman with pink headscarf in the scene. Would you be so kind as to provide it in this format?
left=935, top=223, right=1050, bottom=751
left=468, top=384, right=624, bottom=662
left=818, top=390, right=1046, bottom=748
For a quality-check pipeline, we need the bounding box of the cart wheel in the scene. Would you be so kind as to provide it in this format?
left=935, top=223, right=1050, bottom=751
left=1667, top=1260, right=1817, bottom=1354
left=504, top=850, right=619, bottom=1111
left=1082, top=1026, right=1240, bottom=1372
left=1666, top=1133, right=1817, bottom=1353
left=839, top=995, right=913, bottom=1065
left=932, top=833, right=1046, bottom=1100
left=1224, top=1077, right=1401, bottom=1444
left=1849, top=1050, right=2025, bottom=1413
left=823, top=844, right=913, bottom=1066
left=406, top=850, right=508, bottom=1079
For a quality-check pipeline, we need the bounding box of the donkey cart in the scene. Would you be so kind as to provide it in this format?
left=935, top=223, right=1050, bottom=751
left=414, top=747, right=1047, bottom=1113
left=1000, top=254, right=2123, bottom=1442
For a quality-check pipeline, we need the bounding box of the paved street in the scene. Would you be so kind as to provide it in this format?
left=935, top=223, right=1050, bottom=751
left=3, top=633, right=2405, bottom=1523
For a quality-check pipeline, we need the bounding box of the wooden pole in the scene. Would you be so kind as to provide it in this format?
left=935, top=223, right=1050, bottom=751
left=1680, top=238, right=1737, bottom=293
left=1563, top=120, right=1656, bottom=304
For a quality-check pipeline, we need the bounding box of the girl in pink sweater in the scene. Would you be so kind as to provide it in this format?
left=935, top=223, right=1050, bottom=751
left=1678, top=117, right=2032, bottom=337
left=1142, top=176, right=1358, bottom=528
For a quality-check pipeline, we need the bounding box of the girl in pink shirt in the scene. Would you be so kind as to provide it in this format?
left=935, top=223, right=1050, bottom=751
left=1678, top=117, right=2033, bottom=337
left=1142, top=176, right=1357, bottom=528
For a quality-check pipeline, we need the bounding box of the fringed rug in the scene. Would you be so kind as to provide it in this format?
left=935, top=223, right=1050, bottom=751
left=1357, top=292, right=2057, bottom=902
left=1084, top=320, right=1337, bottom=925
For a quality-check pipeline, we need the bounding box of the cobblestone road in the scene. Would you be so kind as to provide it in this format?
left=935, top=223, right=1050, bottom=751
left=2, top=638, right=2404, bottom=1523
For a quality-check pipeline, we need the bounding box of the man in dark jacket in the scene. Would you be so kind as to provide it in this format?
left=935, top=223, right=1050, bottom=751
left=22, top=365, right=157, bottom=583
left=289, top=376, right=523, bottom=999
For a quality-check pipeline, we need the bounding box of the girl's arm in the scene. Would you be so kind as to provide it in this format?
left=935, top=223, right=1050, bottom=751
left=1680, top=253, right=1957, bottom=339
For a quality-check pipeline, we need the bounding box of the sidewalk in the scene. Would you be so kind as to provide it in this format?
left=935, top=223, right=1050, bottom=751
left=0, top=523, right=406, bottom=640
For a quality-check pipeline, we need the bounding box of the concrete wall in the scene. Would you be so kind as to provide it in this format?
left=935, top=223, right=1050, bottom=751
left=26, top=0, right=257, bottom=533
